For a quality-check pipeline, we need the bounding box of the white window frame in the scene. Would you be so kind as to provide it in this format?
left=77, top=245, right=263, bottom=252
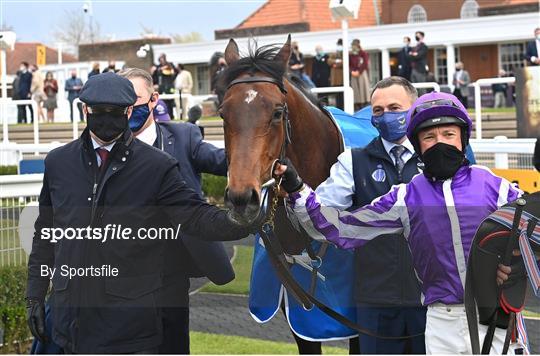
left=433, top=47, right=460, bottom=84
left=460, top=0, right=479, bottom=19
left=498, top=42, right=527, bottom=75
left=407, top=4, right=427, bottom=23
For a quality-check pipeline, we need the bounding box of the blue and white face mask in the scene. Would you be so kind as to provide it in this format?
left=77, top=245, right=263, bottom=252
left=129, top=99, right=152, bottom=132
left=371, top=110, right=408, bottom=142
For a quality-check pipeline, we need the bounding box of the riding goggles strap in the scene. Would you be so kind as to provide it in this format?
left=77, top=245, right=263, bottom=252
left=488, top=207, right=540, bottom=297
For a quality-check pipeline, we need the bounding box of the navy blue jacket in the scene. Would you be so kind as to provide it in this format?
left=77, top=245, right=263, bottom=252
left=27, top=128, right=250, bottom=353
left=525, top=40, right=539, bottom=66
left=155, top=122, right=234, bottom=291
left=18, top=71, right=32, bottom=98
left=351, top=137, right=423, bottom=306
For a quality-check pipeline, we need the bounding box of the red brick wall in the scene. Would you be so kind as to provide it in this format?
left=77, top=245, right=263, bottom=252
left=380, top=0, right=536, bottom=24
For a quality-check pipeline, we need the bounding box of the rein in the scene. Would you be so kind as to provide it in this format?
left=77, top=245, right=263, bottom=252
left=225, top=75, right=423, bottom=339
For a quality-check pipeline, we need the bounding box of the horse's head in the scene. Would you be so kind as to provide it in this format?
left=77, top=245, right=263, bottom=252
left=219, top=36, right=292, bottom=225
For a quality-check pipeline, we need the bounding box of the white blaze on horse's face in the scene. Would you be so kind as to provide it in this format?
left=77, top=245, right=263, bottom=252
left=245, top=89, right=258, bottom=104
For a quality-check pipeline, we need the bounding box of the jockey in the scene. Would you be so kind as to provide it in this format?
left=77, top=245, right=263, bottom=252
left=275, top=92, right=528, bottom=354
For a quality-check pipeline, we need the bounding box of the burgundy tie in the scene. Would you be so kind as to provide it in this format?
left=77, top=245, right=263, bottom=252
left=96, top=148, right=110, bottom=171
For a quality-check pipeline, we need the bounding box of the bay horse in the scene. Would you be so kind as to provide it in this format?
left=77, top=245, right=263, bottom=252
left=218, top=36, right=347, bottom=353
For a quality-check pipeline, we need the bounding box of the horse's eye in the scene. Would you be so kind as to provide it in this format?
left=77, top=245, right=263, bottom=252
left=272, top=110, right=283, bottom=121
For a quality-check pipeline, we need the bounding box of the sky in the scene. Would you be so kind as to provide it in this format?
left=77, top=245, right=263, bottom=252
left=1, top=0, right=265, bottom=46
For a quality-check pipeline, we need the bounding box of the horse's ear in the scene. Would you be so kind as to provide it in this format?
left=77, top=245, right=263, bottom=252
left=225, top=39, right=240, bottom=66
left=275, top=34, right=292, bottom=69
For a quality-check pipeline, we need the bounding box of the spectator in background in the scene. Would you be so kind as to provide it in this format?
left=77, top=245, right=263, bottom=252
left=210, top=52, right=227, bottom=104
left=452, top=61, right=471, bottom=108
left=152, top=53, right=178, bottom=118
left=408, top=31, right=428, bottom=84
left=349, top=39, right=370, bottom=111
left=311, top=45, right=330, bottom=88
left=65, top=70, right=84, bottom=122
left=30, top=64, right=46, bottom=123
left=328, top=39, right=344, bottom=109
left=88, top=62, right=100, bottom=77
left=175, top=63, right=193, bottom=120
left=102, top=61, right=117, bottom=73
left=398, top=36, right=412, bottom=80
left=187, top=105, right=204, bottom=138
left=17, top=61, right=33, bottom=124
left=492, top=69, right=508, bottom=108
left=289, top=41, right=305, bottom=78
left=525, top=27, right=540, bottom=66
left=289, top=42, right=314, bottom=88
left=43, top=72, right=58, bottom=123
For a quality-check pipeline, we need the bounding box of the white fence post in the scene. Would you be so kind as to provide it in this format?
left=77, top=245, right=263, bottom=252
left=493, top=136, right=509, bottom=169
left=472, top=77, right=516, bottom=140
left=73, top=98, right=81, bottom=139
left=412, top=82, right=441, bottom=92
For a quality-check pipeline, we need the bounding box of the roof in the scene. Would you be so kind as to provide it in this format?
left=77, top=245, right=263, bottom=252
left=236, top=0, right=380, bottom=31
left=5, top=42, right=77, bottom=75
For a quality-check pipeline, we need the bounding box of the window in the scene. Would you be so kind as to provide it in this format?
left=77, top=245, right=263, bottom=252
left=368, top=51, right=381, bottom=87
left=407, top=5, right=427, bottom=23
left=196, top=64, right=209, bottom=95
left=460, top=0, right=479, bottom=18
left=434, top=47, right=460, bottom=84
left=498, top=43, right=526, bottom=75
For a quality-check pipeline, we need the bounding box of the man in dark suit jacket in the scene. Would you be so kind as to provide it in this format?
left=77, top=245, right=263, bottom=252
left=398, top=36, right=412, bottom=80
left=120, top=67, right=234, bottom=354
left=525, top=27, right=540, bottom=66
left=408, top=31, right=428, bottom=83
left=17, top=61, right=34, bottom=123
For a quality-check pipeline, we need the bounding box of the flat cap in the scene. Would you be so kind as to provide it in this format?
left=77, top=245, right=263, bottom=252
left=79, top=72, right=137, bottom=107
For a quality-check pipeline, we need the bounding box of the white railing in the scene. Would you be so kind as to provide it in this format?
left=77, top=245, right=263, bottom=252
left=0, top=142, right=63, bottom=166
left=473, top=77, right=516, bottom=139
left=159, top=93, right=218, bottom=119
left=1, top=99, right=39, bottom=147
left=310, top=86, right=355, bottom=114
left=469, top=136, right=535, bottom=170
left=412, top=82, right=441, bottom=92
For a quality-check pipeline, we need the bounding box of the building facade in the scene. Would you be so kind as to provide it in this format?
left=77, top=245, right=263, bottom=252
left=153, top=0, right=539, bottom=95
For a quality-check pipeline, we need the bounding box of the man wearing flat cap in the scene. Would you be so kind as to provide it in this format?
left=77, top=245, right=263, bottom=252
left=26, top=72, right=256, bottom=354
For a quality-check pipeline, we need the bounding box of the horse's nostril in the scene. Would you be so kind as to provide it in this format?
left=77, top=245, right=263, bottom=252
left=249, top=189, right=260, bottom=207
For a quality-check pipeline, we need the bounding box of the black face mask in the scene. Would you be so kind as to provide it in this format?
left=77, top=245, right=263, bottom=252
left=422, top=142, right=465, bottom=181
left=87, top=112, right=128, bottom=143
left=415, top=35, right=421, bottom=41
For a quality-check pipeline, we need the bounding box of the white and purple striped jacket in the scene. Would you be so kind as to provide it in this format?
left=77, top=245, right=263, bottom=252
left=288, top=165, right=522, bottom=306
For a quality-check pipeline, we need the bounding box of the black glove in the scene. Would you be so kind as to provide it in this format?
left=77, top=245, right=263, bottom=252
left=27, top=298, right=48, bottom=343
left=501, top=259, right=527, bottom=289
left=278, top=158, right=303, bottom=193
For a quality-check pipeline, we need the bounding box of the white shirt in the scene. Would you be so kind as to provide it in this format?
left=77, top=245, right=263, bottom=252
left=91, top=137, right=115, bottom=167
left=135, top=119, right=158, bottom=146
left=315, top=137, right=415, bottom=209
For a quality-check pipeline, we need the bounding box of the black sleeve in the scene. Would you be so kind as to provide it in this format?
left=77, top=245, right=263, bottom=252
left=26, top=170, right=55, bottom=301
left=158, top=158, right=251, bottom=241
left=189, top=124, right=227, bottom=176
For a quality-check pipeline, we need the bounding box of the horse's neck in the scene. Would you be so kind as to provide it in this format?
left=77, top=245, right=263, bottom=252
left=285, top=84, right=343, bottom=188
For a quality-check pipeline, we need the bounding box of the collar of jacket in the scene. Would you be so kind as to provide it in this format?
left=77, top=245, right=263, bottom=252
left=154, top=122, right=175, bottom=152
left=365, top=136, right=420, bottom=164
left=81, top=127, right=134, bottom=151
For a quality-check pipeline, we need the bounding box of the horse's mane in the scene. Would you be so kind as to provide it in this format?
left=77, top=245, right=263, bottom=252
left=217, top=41, right=324, bottom=111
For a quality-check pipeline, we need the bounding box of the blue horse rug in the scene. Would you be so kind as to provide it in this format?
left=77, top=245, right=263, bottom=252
left=248, top=106, right=378, bottom=341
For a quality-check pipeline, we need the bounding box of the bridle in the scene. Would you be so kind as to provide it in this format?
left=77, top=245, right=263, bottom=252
left=224, top=75, right=423, bottom=340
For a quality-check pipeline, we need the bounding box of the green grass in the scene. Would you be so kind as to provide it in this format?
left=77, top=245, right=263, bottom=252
left=190, top=331, right=348, bottom=354
left=200, top=245, right=253, bottom=295
left=467, top=107, right=516, bottom=114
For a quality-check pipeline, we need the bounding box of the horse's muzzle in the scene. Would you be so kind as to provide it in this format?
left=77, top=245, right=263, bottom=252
left=224, top=187, right=261, bottom=225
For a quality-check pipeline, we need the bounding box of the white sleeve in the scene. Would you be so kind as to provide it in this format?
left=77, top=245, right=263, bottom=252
left=315, top=149, right=355, bottom=210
